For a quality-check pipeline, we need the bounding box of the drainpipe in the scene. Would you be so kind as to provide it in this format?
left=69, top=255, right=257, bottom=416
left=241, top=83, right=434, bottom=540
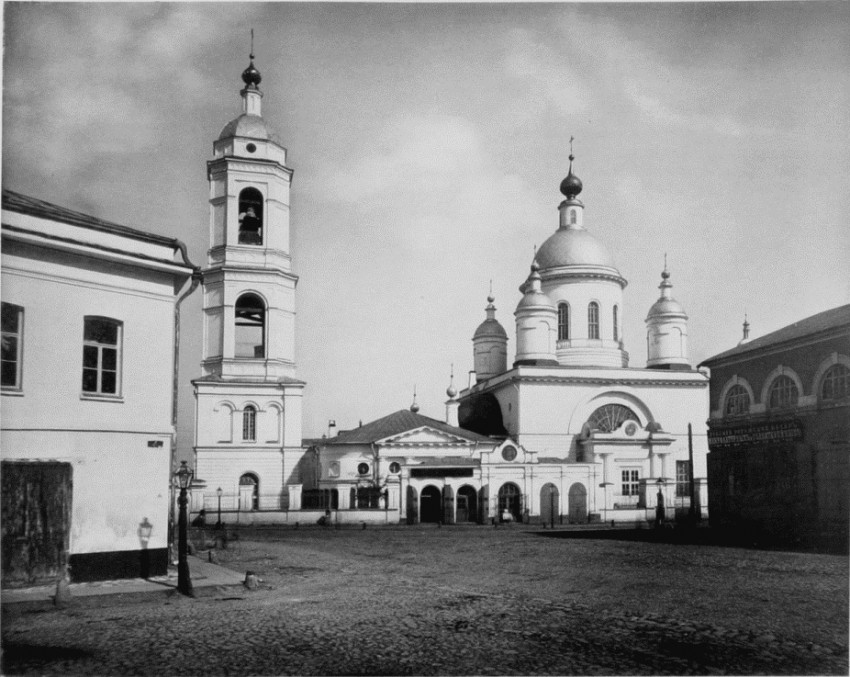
left=168, top=240, right=201, bottom=563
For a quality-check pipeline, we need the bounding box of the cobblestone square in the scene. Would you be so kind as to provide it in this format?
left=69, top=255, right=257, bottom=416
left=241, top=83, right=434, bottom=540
left=3, top=525, right=848, bottom=675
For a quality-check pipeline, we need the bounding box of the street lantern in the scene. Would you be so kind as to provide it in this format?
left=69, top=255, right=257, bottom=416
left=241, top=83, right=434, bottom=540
left=174, top=461, right=194, bottom=596
left=216, top=486, right=223, bottom=529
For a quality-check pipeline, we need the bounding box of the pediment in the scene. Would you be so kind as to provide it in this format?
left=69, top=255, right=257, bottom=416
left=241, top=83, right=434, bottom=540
left=380, top=426, right=476, bottom=447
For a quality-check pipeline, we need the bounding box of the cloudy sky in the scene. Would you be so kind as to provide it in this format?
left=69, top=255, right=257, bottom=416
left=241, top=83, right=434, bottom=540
left=3, top=2, right=849, bottom=453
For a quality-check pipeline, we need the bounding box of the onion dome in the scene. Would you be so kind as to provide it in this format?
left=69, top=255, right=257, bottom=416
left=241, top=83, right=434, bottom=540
left=559, top=153, right=583, bottom=199
left=646, top=266, right=687, bottom=320
left=473, top=293, right=508, bottom=340
left=410, top=388, right=420, bottom=413
left=516, top=261, right=556, bottom=311
left=242, top=58, right=262, bottom=88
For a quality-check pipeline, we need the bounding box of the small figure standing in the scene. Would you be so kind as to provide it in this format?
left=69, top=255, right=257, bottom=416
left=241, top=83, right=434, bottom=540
left=191, top=509, right=207, bottom=527
left=655, top=490, right=665, bottom=528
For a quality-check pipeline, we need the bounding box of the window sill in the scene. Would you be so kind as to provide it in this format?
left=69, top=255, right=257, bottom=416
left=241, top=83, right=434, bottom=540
left=80, top=393, right=124, bottom=403
left=1, top=387, right=24, bottom=397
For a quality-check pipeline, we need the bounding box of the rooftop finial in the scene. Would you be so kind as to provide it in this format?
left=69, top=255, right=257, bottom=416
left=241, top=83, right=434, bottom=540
left=447, top=364, right=458, bottom=399
left=560, top=138, right=583, bottom=199
left=740, top=313, right=750, bottom=344
left=662, top=253, right=670, bottom=280
left=487, top=279, right=494, bottom=304
left=410, top=386, right=420, bottom=413
left=250, top=28, right=255, bottom=60
left=242, top=30, right=262, bottom=88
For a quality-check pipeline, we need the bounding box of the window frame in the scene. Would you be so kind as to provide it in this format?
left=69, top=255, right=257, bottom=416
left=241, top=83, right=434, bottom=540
left=676, top=460, right=691, bottom=497
left=768, top=375, right=799, bottom=410
left=1, top=302, right=24, bottom=391
left=81, top=316, right=122, bottom=398
left=621, top=469, right=640, bottom=497
left=612, top=305, right=619, bottom=343
left=588, top=302, right=600, bottom=340
left=557, top=303, right=570, bottom=341
left=242, top=405, right=257, bottom=442
left=724, top=384, right=751, bottom=417
left=820, top=364, right=850, bottom=402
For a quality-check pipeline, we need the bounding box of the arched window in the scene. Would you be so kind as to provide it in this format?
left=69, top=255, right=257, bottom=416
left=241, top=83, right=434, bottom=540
left=724, top=384, right=750, bottom=416
left=587, top=302, right=600, bottom=339
left=587, top=404, right=639, bottom=433
left=557, top=303, right=570, bottom=341
left=242, top=405, right=257, bottom=441
left=235, top=294, right=265, bottom=358
left=238, top=187, right=264, bottom=245
left=768, top=375, right=798, bottom=409
left=613, top=305, right=619, bottom=342
left=821, top=364, right=850, bottom=401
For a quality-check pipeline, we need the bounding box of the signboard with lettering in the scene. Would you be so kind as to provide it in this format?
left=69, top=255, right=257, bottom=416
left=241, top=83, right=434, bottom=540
left=708, top=419, right=804, bottom=449
left=410, top=467, right=474, bottom=478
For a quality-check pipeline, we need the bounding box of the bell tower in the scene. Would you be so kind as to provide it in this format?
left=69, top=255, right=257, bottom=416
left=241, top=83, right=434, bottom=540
left=193, top=51, right=305, bottom=513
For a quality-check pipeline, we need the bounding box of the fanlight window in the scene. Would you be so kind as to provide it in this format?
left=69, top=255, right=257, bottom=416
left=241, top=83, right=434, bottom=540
left=242, top=405, right=257, bottom=441
left=238, top=188, right=264, bottom=245
left=587, top=404, right=639, bottom=433
left=235, top=294, right=265, bottom=358
left=557, top=303, right=569, bottom=341
left=724, top=384, right=750, bottom=416
left=768, top=375, right=798, bottom=409
left=821, top=364, right=850, bottom=401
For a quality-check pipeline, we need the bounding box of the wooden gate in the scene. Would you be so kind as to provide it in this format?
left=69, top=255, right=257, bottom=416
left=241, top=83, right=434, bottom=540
left=1, top=461, right=73, bottom=588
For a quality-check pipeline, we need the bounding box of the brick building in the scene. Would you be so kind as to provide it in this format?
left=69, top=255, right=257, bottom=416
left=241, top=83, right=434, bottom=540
left=700, top=305, right=850, bottom=551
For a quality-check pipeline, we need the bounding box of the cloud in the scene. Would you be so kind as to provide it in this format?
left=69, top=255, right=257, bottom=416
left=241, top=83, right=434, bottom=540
left=502, top=29, right=593, bottom=116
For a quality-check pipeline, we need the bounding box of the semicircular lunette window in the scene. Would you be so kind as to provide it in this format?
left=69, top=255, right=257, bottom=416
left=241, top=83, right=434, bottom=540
left=586, top=404, right=639, bottom=433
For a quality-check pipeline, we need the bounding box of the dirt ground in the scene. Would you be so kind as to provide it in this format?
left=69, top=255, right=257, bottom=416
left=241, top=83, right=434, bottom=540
left=3, top=524, right=848, bottom=675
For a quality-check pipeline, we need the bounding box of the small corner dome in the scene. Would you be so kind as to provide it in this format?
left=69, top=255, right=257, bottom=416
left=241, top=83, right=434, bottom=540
left=516, top=289, right=556, bottom=311
left=474, top=317, right=508, bottom=339
left=647, top=296, right=687, bottom=319
left=219, top=114, right=270, bottom=141
left=535, top=228, right=616, bottom=270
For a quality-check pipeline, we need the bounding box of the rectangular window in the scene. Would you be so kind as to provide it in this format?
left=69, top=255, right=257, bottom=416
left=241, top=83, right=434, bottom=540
left=82, top=317, right=122, bottom=395
left=621, top=469, right=640, bottom=496
left=676, top=461, right=691, bottom=497
left=1, top=303, right=23, bottom=389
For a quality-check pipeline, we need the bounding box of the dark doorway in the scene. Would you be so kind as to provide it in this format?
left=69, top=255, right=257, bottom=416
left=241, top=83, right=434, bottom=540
left=568, top=483, right=588, bottom=523
left=540, top=483, right=560, bottom=525
left=419, top=485, right=442, bottom=523
left=456, top=485, right=478, bottom=523
left=498, top=482, right=522, bottom=522
left=1, top=461, right=72, bottom=588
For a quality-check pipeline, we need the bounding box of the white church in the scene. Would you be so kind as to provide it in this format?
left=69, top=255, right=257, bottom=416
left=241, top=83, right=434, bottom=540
left=192, top=57, right=710, bottom=526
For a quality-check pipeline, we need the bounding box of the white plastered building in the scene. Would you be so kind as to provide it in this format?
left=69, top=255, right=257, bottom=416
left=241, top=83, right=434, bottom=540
left=458, top=156, right=710, bottom=524
left=192, top=56, right=305, bottom=516
left=1, top=190, right=195, bottom=583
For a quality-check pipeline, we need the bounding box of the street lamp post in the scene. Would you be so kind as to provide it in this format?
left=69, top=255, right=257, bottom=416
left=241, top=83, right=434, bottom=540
left=549, top=485, right=556, bottom=529
left=216, top=486, right=223, bottom=529
left=175, top=461, right=194, bottom=596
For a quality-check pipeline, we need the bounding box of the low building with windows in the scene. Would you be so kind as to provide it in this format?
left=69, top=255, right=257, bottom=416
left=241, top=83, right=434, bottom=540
left=1, top=189, right=195, bottom=584
left=700, top=305, right=850, bottom=551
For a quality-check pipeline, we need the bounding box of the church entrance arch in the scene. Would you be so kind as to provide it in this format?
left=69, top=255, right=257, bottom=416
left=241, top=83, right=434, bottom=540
left=419, top=485, right=442, bottom=523
left=498, top=482, right=522, bottom=522
left=568, top=483, right=588, bottom=523
left=456, top=485, right=478, bottom=523
left=239, top=473, right=259, bottom=511
left=540, top=483, right=560, bottom=526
